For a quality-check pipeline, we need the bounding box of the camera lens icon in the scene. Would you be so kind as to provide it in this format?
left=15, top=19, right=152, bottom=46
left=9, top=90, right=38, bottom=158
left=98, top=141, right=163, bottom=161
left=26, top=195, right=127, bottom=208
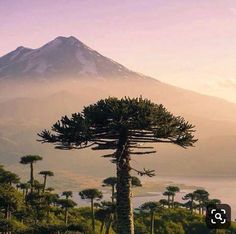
left=206, top=204, right=231, bottom=229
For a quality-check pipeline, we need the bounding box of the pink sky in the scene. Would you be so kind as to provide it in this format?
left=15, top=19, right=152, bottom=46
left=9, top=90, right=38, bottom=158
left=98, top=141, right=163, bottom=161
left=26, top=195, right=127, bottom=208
left=1, top=0, right=236, bottom=102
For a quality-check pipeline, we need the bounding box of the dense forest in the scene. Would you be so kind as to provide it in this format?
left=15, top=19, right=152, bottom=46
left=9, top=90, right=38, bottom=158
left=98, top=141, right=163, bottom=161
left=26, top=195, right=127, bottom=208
left=0, top=159, right=236, bottom=233
left=1, top=97, right=235, bottom=233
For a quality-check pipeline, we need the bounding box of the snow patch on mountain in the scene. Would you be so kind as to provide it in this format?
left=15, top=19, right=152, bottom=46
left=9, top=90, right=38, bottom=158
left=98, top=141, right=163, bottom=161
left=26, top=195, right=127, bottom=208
left=0, top=36, right=141, bottom=80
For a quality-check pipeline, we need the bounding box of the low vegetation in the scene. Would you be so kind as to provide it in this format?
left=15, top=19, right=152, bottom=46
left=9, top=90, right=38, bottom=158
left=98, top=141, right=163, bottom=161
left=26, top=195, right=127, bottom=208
left=0, top=159, right=235, bottom=233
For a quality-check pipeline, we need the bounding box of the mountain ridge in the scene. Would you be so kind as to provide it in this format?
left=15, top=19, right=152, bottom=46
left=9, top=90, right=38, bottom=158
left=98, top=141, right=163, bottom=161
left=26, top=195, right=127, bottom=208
left=0, top=36, right=139, bottom=80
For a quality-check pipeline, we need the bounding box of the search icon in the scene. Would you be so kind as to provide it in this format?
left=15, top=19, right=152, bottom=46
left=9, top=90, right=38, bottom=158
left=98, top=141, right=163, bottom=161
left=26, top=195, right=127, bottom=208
left=206, top=204, right=231, bottom=229
left=215, top=213, right=223, bottom=221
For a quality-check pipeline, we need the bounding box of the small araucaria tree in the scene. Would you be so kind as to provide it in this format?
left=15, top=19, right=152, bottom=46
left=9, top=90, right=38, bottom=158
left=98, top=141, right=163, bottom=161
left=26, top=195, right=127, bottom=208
left=79, top=189, right=103, bottom=233
left=166, top=186, right=180, bottom=208
left=39, top=170, right=54, bottom=192
left=103, top=177, right=117, bottom=203
left=103, top=176, right=142, bottom=203
left=140, top=202, right=162, bottom=234
left=20, top=155, right=42, bottom=192
left=38, top=97, right=197, bottom=234
left=182, top=192, right=195, bottom=214
left=193, top=189, right=209, bottom=215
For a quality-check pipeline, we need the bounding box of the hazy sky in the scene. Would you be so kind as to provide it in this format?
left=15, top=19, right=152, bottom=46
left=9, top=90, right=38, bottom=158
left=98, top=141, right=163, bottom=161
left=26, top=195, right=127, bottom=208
left=1, top=0, right=236, bottom=102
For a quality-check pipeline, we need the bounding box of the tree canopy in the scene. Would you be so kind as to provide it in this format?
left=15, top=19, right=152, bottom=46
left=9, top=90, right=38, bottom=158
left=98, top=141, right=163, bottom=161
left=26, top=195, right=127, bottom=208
left=38, top=97, right=197, bottom=153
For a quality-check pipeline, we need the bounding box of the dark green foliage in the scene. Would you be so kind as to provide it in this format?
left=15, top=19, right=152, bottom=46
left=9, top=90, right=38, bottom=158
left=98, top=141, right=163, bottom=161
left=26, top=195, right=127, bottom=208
left=131, top=176, right=142, bottom=187
left=39, top=97, right=197, bottom=152
left=20, top=155, right=43, bottom=193
left=62, top=190, right=73, bottom=199
left=0, top=170, right=20, bottom=185
left=79, top=188, right=103, bottom=232
left=1, top=162, right=236, bottom=234
left=57, top=198, right=77, bottom=208
left=39, top=97, right=197, bottom=234
left=20, top=155, right=42, bottom=164
left=39, top=170, right=54, bottom=192
left=79, top=188, right=103, bottom=200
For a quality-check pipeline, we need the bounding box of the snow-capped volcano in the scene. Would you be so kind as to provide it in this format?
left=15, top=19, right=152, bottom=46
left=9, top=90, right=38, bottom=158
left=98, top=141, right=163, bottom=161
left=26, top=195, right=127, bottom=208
left=0, top=36, right=136, bottom=80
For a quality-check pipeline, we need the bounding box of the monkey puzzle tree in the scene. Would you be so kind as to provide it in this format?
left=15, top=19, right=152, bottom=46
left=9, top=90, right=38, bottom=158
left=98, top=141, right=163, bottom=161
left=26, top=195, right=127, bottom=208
left=193, top=189, right=209, bottom=215
left=61, top=190, right=73, bottom=225
left=163, top=190, right=174, bottom=208
left=20, top=155, right=42, bottom=192
left=159, top=199, right=169, bottom=208
left=0, top=170, right=20, bottom=186
left=0, top=184, right=22, bottom=222
left=96, top=201, right=116, bottom=234
left=79, top=189, right=103, bottom=233
left=18, top=182, right=31, bottom=200
left=140, top=202, right=162, bottom=234
left=103, top=176, right=141, bottom=204
left=62, top=191, right=73, bottom=200
left=166, top=186, right=180, bottom=208
left=182, top=192, right=195, bottom=214
left=39, top=170, right=54, bottom=192
left=57, top=198, right=77, bottom=225
left=38, top=97, right=196, bottom=234
left=103, top=177, right=117, bottom=203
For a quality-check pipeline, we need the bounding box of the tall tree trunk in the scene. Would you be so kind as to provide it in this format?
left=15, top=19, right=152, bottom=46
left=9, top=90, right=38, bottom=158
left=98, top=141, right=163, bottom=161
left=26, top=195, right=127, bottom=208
left=116, top=127, right=134, bottom=234
left=198, top=202, right=201, bottom=215
left=116, top=165, right=133, bottom=234
left=111, top=185, right=115, bottom=203
left=30, top=162, right=34, bottom=192
left=43, top=175, right=47, bottom=193
left=172, top=195, right=174, bottom=208
left=167, top=196, right=170, bottom=208
left=100, top=220, right=105, bottom=234
left=190, top=198, right=193, bottom=214
left=150, top=211, right=154, bottom=234
left=105, top=214, right=113, bottom=234
left=91, top=198, right=95, bottom=233
left=65, top=207, right=68, bottom=225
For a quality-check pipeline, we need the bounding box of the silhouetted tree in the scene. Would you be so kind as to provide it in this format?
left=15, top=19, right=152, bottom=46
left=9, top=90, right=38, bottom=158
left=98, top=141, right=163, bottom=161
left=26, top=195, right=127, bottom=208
left=38, top=97, right=196, bottom=234
left=166, top=186, right=180, bottom=208
left=18, top=182, right=30, bottom=201
left=182, top=192, right=195, bottom=214
left=163, top=190, right=174, bottom=208
left=57, top=198, right=76, bottom=225
left=62, top=191, right=73, bottom=199
left=140, top=202, right=162, bottom=234
left=39, top=170, right=54, bottom=192
left=96, top=201, right=116, bottom=234
left=159, top=199, right=169, bottom=208
left=103, top=176, right=142, bottom=204
left=0, top=170, right=20, bottom=185
left=61, top=190, right=73, bottom=225
left=79, top=188, right=103, bottom=232
left=20, top=155, right=42, bottom=192
left=193, top=189, right=209, bottom=215
left=103, top=177, right=117, bottom=203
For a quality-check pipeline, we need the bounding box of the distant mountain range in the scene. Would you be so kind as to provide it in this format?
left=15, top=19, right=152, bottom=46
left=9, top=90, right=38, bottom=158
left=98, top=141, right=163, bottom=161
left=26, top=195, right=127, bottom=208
left=0, top=36, right=140, bottom=80
left=1, top=36, right=236, bottom=189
